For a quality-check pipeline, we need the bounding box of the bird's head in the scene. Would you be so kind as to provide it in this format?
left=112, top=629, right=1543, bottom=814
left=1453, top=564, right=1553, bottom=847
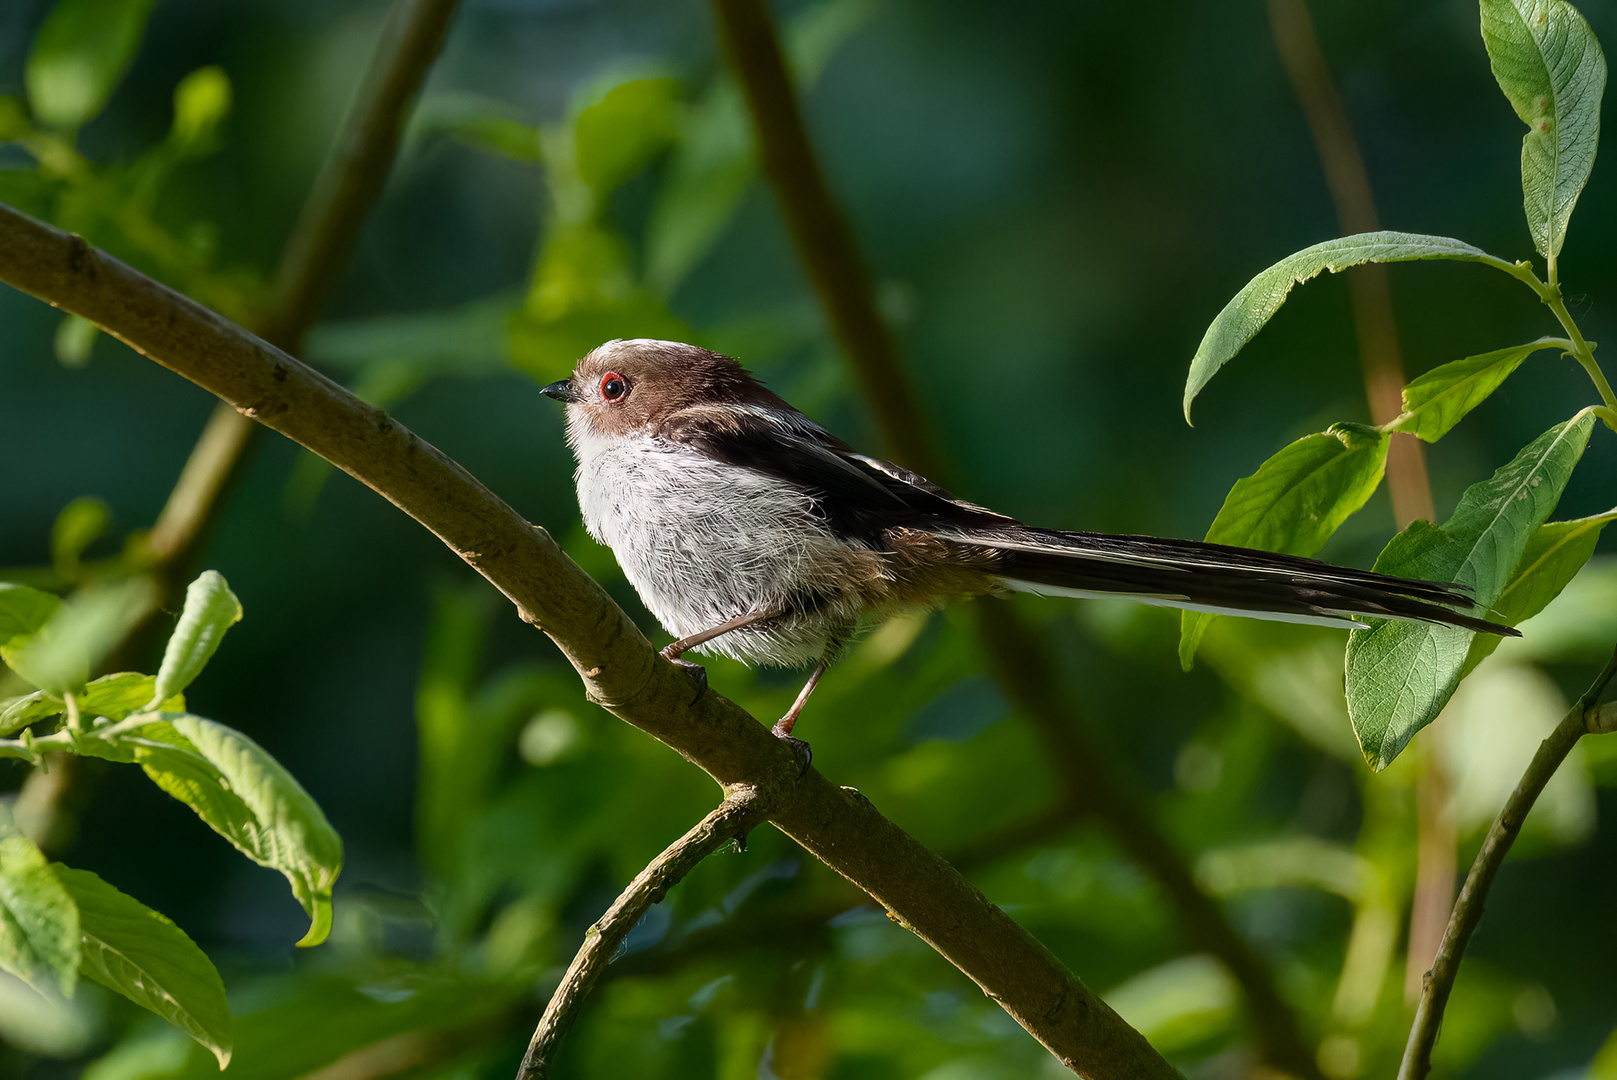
left=543, top=339, right=787, bottom=449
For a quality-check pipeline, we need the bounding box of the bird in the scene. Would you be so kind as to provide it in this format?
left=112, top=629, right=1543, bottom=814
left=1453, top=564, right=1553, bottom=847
left=542, top=338, right=1515, bottom=764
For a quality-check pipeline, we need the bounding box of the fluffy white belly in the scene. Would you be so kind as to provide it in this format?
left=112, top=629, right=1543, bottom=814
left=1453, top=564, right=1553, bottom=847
left=575, top=434, right=863, bottom=667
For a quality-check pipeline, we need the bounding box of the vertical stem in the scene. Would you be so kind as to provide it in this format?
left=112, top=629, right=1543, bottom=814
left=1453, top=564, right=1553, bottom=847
left=1398, top=648, right=1617, bottom=1079
left=1266, top=0, right=1452, bottom=1004
left=708, top=0, right=938, bottom=476
left=712, top=1, right=1319, bottom=1074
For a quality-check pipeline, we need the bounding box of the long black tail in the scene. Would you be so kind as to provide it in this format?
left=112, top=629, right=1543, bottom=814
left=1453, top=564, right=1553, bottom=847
left=939, top=526, right=1517, bottom=637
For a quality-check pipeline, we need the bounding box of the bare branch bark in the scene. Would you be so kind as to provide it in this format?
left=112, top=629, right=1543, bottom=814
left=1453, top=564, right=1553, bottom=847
left=710, top=0, right=1317, bottom=1074
left=0, top=203, right=1178, bottom=1080
left=1398, top=647, right=1617, bottom=1079
left=518, top=791, right=775, bottom=1079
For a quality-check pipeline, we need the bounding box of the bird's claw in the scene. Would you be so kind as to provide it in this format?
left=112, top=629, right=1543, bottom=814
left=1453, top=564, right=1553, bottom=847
left=664, top=654, right=707, bottom=704
left=773, top=731, right=813, bottom=778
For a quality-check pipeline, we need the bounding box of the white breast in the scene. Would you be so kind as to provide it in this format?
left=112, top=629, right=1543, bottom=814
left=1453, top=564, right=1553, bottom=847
left=570, top=429, right=863, bottom=667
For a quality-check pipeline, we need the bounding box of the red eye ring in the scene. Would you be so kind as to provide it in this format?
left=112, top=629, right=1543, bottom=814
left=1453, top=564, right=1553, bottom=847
left=599, top=372, right=629, bottom=402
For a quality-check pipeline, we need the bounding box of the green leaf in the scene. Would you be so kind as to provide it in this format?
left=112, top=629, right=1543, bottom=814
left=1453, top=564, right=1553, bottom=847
left=644, top=84, right=755, bottom=294
left=50, top=496, right=110, bottom=579
left=411, top=91, right=544, bottom=162
left=573, top=77, right=680, bottom=194
left=54, top=314, right=98, bottom=369
left=1179, top=423, right=1389, bottom=669
left=2, top=577, right=157, bottom=695
left=0, top=672, right=182, bottom=737
left=1386, top=338, right=1564, bottom=442
left=1345, top=412, right=1597, bottom=768
left=1480, top=0, right=1607, bottom=261
left=56, top=866, right=231, bottom=1067
left=1184, top=232, right=1515, bottom=422
left=25, top=0, right=157, bottom=131
left=1460, top=505, right=1617, bottom=676
left=0, top=827, right=79, bottom=997
left=0, top=584, right=62, bottom=648
left=168, top=66, right=231, bottom=158
left=82, top=716, right=342, bottom=946
left=147, top=572, right=242, bottom=709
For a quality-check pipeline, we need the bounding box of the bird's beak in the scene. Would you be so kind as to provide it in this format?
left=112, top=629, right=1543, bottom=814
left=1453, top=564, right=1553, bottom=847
left=541, top=379, right=583, bottom=403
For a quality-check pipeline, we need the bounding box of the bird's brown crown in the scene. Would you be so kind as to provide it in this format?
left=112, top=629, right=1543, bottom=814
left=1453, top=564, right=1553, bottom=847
left=561, top=338, right=797, bottom=440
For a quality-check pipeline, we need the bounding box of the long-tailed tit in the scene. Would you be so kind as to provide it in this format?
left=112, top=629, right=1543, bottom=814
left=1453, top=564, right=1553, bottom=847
left=543, top=339, right=1513, bottom=763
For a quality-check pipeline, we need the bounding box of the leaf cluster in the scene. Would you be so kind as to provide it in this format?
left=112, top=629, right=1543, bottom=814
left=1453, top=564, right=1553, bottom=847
left=1181, top=0, right=1615, bottom=770
left=0, top=571, right=344, bottom=1067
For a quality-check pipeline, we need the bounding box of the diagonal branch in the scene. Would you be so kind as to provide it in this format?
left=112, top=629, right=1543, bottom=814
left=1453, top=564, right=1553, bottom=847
left=0, top=203, right=1178, bottom=1080
left=1398, top=646, right=1617, bottom=1080
left=710, top=1, right=1320, bottom=1075
left=518, top=790, right=775, bottom=1079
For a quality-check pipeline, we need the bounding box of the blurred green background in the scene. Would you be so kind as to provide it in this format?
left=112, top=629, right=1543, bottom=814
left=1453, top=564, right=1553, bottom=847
left=2, top=0, right=1616, bottom=1077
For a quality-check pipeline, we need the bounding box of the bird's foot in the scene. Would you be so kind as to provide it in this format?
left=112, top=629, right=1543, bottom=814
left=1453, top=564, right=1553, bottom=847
left=770, top=722, right=813, bottom=778
left=662, top=652, right=707, bottom=705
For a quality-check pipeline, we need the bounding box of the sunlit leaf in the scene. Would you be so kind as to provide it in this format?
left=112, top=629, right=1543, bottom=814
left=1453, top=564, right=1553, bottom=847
left=1442, top=663, right=1593, bottom=844
left=1179, top=423, right=1388, bottom=669
left=0, top=672, right=182, bottom=737
left=1103, top=955, right=1236, bottom=1054
left=1386, top=338, right=1563, bottom=442
left=0, top=584, right=62, bottom=649
left=147, top=571, right=241, bottom=709
left=50, top=496, right=110, bottom=579
left=80, top=716, right=342, bottom=946
left=25, top=0, right=157, bottom=131
left=1480, top=0, right=1607, bottom=260
left=57, top=866, right=231, bottom=1067
left=409, top=91, right=543, bottom=162
left=0, top=827, right=78, bottom=997
left=1346, top=412, right=1596, bottom=768
left=53, top=314, right=98, bottom=368
left=573, top=77, right=680, bottom=194
left=1184, top=232, right=1514, bottom=421
left=2, top=577, right=157, bottom=695
left=1460, top=505, right=1617, bottom=676
left=168, top=66, right=231, bottom=157
left=644, top=85, right=754, bottom=294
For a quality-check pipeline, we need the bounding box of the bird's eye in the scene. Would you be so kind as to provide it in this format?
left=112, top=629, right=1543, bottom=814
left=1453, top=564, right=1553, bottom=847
left=599, top=372, right=629, bottom=402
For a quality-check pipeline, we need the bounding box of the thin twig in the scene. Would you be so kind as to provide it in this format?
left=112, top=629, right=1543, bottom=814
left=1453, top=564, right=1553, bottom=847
left=710, top=1, right=1315, bottom=1074
left=146, top=0, right=463, bottom=580
left=0, top=204, right=1179, bottom=1080
left=12, top=0, right=463, bottom=856
left=1398, top=646, right=1617, bottom=1080
left=518, top=790, right=774, bottom=1079
left=1266, top=0, right=1457, bottom=1005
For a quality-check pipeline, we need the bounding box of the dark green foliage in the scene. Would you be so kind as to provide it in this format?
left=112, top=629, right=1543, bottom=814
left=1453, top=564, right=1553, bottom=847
left=2, top=0, right=1616, bottom=1077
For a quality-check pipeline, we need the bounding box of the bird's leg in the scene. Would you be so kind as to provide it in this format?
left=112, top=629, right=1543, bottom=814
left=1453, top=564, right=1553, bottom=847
left=661, top=607, right=785, bottom=661
left=660, top=608, right=785, bottom=703
left=772, top=656, right=830, bottom=776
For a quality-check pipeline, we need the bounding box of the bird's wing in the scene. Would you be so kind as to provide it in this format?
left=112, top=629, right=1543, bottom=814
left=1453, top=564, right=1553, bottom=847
left=657, top=404, right=1009, bottom=542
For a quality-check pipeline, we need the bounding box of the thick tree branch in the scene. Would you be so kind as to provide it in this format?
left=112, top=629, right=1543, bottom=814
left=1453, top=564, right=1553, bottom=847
left=710, top=1, right=1318, bottom=1074
left=1398, top=647, right=1617, bottom=1080
left=518, top=791, right=774, bottom=1079
left=0, top=204, right=1177, bottom=1080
